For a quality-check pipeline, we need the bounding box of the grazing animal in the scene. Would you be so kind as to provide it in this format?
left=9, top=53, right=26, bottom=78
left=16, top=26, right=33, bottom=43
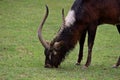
left=38, top=0, right=120, bottom=68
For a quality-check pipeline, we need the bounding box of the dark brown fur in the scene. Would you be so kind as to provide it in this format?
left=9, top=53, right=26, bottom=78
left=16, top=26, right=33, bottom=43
left=38, top=0, right=120, bottom=68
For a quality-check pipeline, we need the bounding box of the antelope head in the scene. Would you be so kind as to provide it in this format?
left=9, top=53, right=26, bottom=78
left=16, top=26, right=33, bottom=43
left=38, top=5, right=65, bottom=68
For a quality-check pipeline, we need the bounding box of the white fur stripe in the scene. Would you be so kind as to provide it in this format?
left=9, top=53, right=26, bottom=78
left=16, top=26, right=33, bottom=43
left=65, top=10, right=76, bottom=27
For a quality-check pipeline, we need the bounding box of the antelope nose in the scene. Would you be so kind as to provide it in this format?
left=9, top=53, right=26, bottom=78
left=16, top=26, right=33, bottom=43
left=44, top=64, right=52, bottom=68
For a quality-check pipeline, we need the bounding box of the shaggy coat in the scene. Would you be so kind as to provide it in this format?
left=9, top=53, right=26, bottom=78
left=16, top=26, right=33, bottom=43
left=38, top=0, right=120, bottom=68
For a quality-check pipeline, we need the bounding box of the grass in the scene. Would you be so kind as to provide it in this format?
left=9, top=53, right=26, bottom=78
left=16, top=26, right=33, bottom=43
left=0, top=0, right=120, bottom=80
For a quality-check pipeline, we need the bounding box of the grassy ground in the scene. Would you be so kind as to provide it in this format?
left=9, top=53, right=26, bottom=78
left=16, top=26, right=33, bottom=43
left=0, top=0, right=120, bottom=80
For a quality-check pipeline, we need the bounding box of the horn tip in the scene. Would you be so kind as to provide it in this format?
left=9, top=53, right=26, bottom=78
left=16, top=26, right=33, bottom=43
left=45, top=5, right=48, bottom=9
left=45, top=4, right=49, bottom=13
left=62, top=8, right=64, bottom=12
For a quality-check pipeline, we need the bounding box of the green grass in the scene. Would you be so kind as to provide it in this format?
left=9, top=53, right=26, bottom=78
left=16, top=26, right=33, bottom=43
left=0, top=0, right=120, bottom=80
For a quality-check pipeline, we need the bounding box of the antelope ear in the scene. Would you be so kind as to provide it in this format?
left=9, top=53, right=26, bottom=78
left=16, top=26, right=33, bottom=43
left=46, top=40, right=50, bottom=45
left=54, top=41, right=64, bottom=50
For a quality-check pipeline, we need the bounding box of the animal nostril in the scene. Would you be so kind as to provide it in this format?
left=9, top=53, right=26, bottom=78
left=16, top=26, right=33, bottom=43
left=54, top=66, right=58, bottom=68
left=44, top=64, right=52, bottom=68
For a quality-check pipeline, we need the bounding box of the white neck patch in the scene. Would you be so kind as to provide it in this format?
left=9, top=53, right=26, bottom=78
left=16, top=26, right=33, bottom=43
left=65, top=10, right=76, bottom=27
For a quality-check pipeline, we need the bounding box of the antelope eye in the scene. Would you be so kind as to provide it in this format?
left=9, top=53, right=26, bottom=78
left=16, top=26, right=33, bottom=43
left=49, top=49, right=53, bottom=53
left=54, top=48, right=59, bottom=52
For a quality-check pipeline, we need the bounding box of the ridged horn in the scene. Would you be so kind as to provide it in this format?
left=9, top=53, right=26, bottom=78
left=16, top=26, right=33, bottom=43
left=62, top=8, right=65, bottom=27
left=38, top=5, right=50, bottom=49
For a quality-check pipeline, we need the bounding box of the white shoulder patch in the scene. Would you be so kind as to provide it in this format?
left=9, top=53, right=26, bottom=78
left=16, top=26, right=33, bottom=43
left=65, top=10, right=76, bottom=27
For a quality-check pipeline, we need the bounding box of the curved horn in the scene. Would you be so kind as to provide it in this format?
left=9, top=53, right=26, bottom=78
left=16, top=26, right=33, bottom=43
left=38, top=5, right=50, bottom=49
left=56, top=8, right=65, bottom=36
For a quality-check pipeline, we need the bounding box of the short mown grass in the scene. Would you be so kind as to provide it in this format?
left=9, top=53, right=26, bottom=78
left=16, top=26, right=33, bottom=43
left=0, top=0, right=120, bottom=80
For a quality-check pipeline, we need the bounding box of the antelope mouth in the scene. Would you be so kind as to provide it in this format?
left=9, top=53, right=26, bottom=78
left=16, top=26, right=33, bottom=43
left=44, top=64, right=52, bottom=68
left=44, top=64, right=59, bottom=68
